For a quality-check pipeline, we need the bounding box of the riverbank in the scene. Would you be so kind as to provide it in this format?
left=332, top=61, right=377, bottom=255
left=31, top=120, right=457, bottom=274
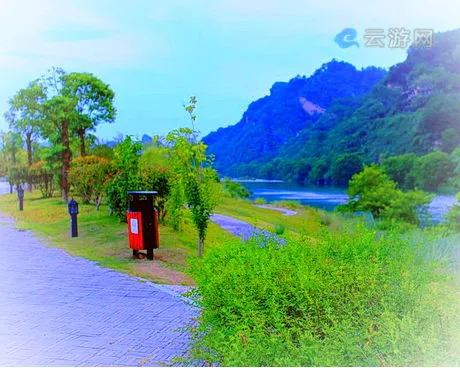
left=241, top=180, right=457, bottom=222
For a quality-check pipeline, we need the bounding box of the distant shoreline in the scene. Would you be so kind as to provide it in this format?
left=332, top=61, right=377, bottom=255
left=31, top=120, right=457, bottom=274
left=229, top=179, right=284, bottom=183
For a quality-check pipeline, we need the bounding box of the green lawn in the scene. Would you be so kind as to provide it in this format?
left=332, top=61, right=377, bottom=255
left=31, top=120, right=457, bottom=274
left=0, top=191, right=327, bottom=284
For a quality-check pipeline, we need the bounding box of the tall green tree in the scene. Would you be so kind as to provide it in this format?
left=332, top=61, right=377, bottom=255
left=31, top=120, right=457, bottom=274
left=5, top=81, right=46, bottom=166
left=62, top=72, right=116, bottom=157
left=40, top=67, right=75, bottom=202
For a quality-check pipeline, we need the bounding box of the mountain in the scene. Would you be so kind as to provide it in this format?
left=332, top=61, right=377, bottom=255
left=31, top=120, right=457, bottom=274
left=203, top=60, right=386, bottom=174
left=204, top=29, right=460, bottom=183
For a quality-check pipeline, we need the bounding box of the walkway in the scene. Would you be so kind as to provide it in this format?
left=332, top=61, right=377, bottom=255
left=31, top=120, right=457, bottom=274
left=0, top=214, right=196, bottom=367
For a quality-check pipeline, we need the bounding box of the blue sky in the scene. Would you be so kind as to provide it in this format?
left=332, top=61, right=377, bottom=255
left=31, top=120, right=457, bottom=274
left=0, top=0, right=458, bottom=141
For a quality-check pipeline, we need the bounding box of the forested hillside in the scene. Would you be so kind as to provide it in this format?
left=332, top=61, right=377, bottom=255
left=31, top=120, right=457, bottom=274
left=204, top=29, right=460, bottom=189
left=203, top=60, right=386, bottom=174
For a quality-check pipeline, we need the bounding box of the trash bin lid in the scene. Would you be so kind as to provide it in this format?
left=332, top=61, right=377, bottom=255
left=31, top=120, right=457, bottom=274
left=128, top=191, right=158, bottom=195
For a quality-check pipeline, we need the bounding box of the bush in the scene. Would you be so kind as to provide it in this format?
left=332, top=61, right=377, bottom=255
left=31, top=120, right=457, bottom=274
left=271, top=200, right=303, bottom=210
left=445, top=192, right=460, bottom=232
left=106, top=137, right=143, bottom=220
left=254, top=197, right=267, bottom=205
left=222, top=179, right=251, bottom=199
left=186, top=227, right=459, bottom=366
left=139, top=166, right=173, bottom=224
left=68, top=156, right=112, bottom=208
left=273, top=223, right=285, bottom=235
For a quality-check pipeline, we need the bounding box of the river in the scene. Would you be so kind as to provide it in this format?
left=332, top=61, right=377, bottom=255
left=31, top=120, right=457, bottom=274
left=239, top=180, right=457, bottom=223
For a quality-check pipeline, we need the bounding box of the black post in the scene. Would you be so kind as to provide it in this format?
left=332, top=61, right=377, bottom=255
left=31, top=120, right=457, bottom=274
left=68, top=198, right=79, bottom=238
left=17, top=185, right=24, bottom=211
left=70, top=214, right=78, bottom=237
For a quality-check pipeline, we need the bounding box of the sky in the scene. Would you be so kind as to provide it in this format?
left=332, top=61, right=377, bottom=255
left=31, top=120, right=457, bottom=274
left=0, top=0, right=459, bottom=141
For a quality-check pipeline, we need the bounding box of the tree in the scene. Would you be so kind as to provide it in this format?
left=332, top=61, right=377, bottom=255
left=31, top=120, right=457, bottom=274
left=2, top=132, right=23, bottom=193
left=62, top=72, right=116, bottom=157
left=441, top=128, right=460, bottom=153
left=166, top=97, right=218, bottom=257
left=338, top=165, right=433, bottom=225
left=331, top=153, right=363, bottom=186
left=309, top=159, right=328, bottom=185
left=40, top=67, right=75, bottom=202
left=382, top=153, right=417, bottom=189
left=408, top=151, right=454, bottom=191
left=5, top=81, right=46, bottom=167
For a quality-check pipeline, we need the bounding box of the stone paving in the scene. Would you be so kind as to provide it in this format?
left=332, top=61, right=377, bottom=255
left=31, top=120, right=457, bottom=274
left=0, top=214, right=197, bottom=367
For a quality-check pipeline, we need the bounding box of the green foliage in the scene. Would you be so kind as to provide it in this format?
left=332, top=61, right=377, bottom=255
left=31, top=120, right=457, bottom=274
left=272, top=222, right=285, bottom=235
left=330, top=153, right=363, bottom=186
left=441, top=128, right=460, bottom=153
left=309, top=159, right=328, bottom=184
left=4, top=80, right=46, bottom=165
left=222, top=179, right=251, bottom=199
left=382, top=153, right=416, bottom=189
left=90, top=144, right=114, bottom=160
left=165, top=98, right=218, bottom=256
left=187, top=227, right=459, bottom=366
left=408, top=151, right=454, bottom=192
left=254, top=197, right=267, bottom=205
left=106, top=136, right=143, bottom=220
left=166, top=182, right=185, bottom=231
left=68, top=156, right=112, bottom=208
left=29, top=161, right=54, bottom=197
left=63, top=72, right=116, bottom=157
left=339, top=165, right=433, bottom=225
left=139, top=166, right=172, bottom=224
left=445, top=192, right=460, bottom=232
left=8, top=164, right=30, bottom=187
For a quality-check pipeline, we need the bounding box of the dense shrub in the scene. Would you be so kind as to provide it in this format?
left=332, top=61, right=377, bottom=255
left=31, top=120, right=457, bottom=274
left=222, top=179, right=251, bottom=199
left=68, top=156, right=112, bottom=208
left=139, top=166, right=173, bottom=224
left=445, top=192, right=460, bottom=232
left=186, top=227, right=459, bottom=366
left=106, top=137, right=143, bottom=220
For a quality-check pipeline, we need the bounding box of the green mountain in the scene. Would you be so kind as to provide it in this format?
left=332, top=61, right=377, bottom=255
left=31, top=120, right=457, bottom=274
left=203, top=60, right=386, bottom=174
left=204, top=29, right=460, bottom=185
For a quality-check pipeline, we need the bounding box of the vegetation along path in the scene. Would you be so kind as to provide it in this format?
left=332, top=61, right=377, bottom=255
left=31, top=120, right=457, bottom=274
left=0, top=213, right=196, bottom=367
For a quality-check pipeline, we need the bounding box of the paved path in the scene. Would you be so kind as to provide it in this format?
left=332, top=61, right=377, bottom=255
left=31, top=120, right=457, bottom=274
left=210, top=214, right=285, bottom=246
left=210, top=214, right=257, bottom=240
left=0, top=214, right=196, bottom=367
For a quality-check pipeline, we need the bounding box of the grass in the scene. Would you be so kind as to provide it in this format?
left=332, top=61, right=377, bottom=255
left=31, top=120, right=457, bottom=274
left=0, top=191, right=330, bottom=284
left=215, top=196, right=325, bottom=240
left=0, top=191, right=231, bottom=285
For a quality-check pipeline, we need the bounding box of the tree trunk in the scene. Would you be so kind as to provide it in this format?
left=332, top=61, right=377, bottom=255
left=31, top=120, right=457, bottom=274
left=61, top=120, right=71, bottom=202
left=26, top=133, right=32, bottom=166
left=78, top=129, right=86, bottom=157
left=198, top=237, right=204, bottom=257
left=26, top=133, right=33, bottom=192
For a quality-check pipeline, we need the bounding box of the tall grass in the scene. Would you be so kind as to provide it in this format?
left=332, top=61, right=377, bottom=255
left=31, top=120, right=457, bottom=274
left=186, top=224, right=460, bottom=366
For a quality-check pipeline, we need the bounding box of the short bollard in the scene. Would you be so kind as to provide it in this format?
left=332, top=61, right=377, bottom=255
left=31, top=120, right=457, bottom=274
left=17, top=185, right=24, bottom=211
left=68, top=198, right=79, bottom=238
